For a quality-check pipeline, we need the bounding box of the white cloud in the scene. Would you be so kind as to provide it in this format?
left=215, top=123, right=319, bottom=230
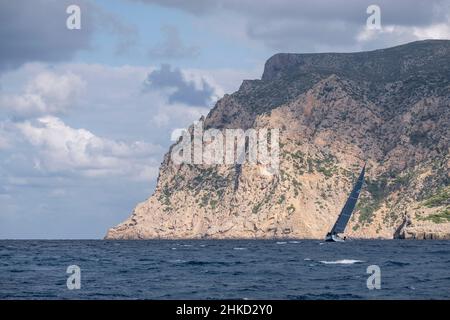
left=0, top=71, right=85, bottom=117
left=356, top=25, right=408, bottom=42
left=413, top=23, right=450, bottom=39
left=356, top=19, right=450, bottom=46
left=150, top=102, right=209, bottom=127
left=16, top=116, right=162, bottom=180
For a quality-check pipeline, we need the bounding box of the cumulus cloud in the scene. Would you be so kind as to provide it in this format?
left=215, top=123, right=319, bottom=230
left=0, top=71, right=86, bottom=117
left=16, top=116, right=162, bottom=180
left=149, top=25, right=200, bottom=59
left=0, top=62, right=237, bottom=146
left=143, top=64, right=215, bottom=106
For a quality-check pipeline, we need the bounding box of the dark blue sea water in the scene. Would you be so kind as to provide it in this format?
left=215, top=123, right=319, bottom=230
left=0, top=240, right=449, bottom=299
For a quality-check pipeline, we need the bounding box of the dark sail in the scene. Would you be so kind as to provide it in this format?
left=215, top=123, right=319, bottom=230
left=330, top=164, right=366, bottom=234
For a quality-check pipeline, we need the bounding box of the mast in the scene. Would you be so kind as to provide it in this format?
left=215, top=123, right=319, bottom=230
left=330, top=164, right=366, bottom=235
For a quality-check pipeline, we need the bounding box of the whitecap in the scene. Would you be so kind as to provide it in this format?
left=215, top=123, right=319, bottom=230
left=289, top=241, right=300, bottom=244
left=304, top=258, right=312, bottom=261
left=319, top=259, right=364, bottom=265
left=233, top=247, right=247, bottom=250
left=169, top=259, right=186, bottom=263
left=276, top=241, right=287, bottom=245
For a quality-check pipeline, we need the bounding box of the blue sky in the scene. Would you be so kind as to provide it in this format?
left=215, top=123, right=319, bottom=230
left=1, top=0, right=449, bottom=238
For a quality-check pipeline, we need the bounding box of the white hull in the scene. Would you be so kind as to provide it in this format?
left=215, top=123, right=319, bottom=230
left=325, top=234, right=345, bottom=242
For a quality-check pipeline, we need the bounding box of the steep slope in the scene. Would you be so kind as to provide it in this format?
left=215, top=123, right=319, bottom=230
left=106, top=40, right=450, bottom=240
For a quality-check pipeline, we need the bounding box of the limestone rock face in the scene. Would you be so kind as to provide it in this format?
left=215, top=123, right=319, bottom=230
left=105, top=40, right=450, bottom=240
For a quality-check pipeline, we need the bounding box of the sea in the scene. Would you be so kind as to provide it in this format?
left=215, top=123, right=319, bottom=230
left=0, top=240, right=449, bottom=299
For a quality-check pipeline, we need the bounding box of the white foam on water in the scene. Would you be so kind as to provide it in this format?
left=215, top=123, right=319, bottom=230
left=276, top=241, right=287, bottom=245
left=289, top=241, right=300, bottom=244
left=304, top=258, right=312, bottom=261
left=169, top=259, right=186, bottom=264
left=233, top=247, right=247, bottom=250
left=319, top=259, right=364, bottom=265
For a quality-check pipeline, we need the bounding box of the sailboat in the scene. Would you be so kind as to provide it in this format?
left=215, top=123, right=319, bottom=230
left=325, top=164, right=366, bottom=242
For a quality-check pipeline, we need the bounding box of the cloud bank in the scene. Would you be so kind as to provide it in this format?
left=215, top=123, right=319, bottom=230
left=132, top=0, right=450, bottom=52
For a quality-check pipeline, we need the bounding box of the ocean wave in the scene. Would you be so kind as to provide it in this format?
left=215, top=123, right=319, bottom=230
left=385, top=260, right=410, bottom=267
left=233, top=247, right=247, bottom=250
left=319, top=259, right=364, bottom=265
left=276, top=242, right=287, bottom=245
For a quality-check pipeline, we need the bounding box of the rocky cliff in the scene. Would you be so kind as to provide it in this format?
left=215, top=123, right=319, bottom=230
left=106, top=40, right=450, bottom=240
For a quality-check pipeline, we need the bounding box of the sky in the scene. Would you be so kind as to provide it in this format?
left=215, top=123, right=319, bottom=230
left=1, top=0, right=449, bottom=239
